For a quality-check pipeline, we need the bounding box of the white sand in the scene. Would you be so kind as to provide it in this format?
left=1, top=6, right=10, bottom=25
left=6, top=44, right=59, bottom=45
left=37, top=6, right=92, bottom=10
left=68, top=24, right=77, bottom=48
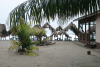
left=0, top=40, right=100, bottom=67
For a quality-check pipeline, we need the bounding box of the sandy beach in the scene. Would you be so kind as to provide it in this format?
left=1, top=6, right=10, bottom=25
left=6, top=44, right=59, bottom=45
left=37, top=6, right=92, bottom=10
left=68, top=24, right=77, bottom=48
left=0, top=40, right=100, bottom=67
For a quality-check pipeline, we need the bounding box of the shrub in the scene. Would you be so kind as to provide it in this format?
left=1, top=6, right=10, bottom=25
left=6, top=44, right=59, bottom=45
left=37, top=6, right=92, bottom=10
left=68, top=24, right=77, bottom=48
left=34, top=40, right=40, bottom=45
left=43, top=37, right=50, bottom=42
left=9, top=18, right=39, bottom=56
left=25, top=45, right=38, bottom=56
left=9, top=41, right=21, bottom=51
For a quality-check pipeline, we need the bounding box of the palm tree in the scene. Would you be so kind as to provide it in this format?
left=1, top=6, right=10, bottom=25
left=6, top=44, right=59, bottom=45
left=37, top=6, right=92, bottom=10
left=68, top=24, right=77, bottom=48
left=7, top=0, right=99, bottom=28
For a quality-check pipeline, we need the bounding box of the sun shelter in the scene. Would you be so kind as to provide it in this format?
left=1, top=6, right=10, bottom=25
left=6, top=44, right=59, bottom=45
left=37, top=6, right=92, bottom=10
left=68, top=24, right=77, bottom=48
left=0, top=24, right=8, bottom=40
left=57, top=30, right=69, bottom=41
left=50, top=31, right=58, bottom=41
left=63, top=22, right=79, bottom=36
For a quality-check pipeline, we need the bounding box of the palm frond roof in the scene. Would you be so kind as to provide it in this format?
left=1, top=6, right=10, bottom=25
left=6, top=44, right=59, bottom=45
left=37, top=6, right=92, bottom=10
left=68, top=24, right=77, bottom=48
left=0, top=24, right=7, bottom=37
left=42, top=22, right=57, bottom=33
left=56, top=26, right=62, bottom=31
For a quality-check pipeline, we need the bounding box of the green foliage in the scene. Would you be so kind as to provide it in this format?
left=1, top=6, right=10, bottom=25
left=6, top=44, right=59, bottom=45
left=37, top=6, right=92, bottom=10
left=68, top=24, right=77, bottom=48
left=8, top=0, right=98, bottom=26
left=10, top=25, right=18, bottom=36
left=9, top=41, right=39, bottom=56
left=32, top=27, right=46, bottom=37
left=25, top=50, right=38, bottom=56
left=32, top=27, right=46, bottom=45
left=9, top=19, right=38, bottom=55
left=25, top=45, right=38, bottom=56
left=9, top=41, right=21, bottom=51
left=16, top=19, right=33, bottom=48
left=43, top=37, right=50, bottom=42
left=34, top=40, right=40, bottom=45
left=27, top=45, right=39, bottom=50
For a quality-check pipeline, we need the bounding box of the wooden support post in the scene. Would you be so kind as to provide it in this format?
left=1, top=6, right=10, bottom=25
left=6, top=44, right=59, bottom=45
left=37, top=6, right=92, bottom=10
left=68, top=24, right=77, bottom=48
left=62, top=34, right=63, bottom=41
left=82, top=23, right=83, bottom=32
left=85, top=22, right=86, bottom=33
left=60, top=35, right=61, bottom=40
left=78, top=21, right=80, bottom=41
left=89, top=22, right=90, bottom=43
left=78, top=20, right=80, bottom=32
left=54, top=36, right=55, bottom=41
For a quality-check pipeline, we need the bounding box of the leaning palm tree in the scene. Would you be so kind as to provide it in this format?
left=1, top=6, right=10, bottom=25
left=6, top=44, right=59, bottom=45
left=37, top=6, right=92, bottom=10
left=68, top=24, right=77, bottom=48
left=7, top=0, right=99, bottom=30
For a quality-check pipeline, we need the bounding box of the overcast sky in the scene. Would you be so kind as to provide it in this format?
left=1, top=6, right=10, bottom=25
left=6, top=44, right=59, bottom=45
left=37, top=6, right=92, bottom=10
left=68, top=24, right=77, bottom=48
left=0, top=0, right=79, bottom=36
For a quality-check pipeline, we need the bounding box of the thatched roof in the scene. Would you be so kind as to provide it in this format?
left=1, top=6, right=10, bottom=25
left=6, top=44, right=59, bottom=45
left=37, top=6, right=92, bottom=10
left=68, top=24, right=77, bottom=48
left=42, top=23, right=50, bottom=28
left=0, top=24, right=6, bottom=33
left=56, top=26, right=62, bottom=31
left=63, top=22, right=78, bottom=31
left=58, top=30, right=65, bottom=35
left=42, top=22, right=56, bottom=33
left=86, top=25, right=95, bottom=33
left=0, top=24, right=7, bottom=37
left=33, top=25, right=43, bottom=29
left=32, top=23, right=58, bottom=37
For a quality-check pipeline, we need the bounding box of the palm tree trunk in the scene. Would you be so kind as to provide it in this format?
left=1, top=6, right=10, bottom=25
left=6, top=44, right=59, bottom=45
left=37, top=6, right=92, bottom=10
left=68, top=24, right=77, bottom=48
left=21, top=40, right=25, bottom=52
left=39, top=37, right=42, bottom=45
left=62, top=35, right=63, bottom=41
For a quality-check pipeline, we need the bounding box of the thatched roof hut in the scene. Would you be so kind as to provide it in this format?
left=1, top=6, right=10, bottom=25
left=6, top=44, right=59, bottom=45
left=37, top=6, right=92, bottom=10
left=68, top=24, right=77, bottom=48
left=58, top=30, right=69, bottom=37
left=56, top=26, right=62, bottom=31
left=32, top=23, right=58, bottom=38
left=86, top=25, right=96, bottom=33
left=0, top=24, right=7, bottom=37
left=50, top=32, right=58, bottom=37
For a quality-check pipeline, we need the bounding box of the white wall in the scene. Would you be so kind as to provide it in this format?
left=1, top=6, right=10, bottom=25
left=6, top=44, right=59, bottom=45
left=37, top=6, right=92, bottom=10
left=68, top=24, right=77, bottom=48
left=96, top=14, right=100, bottom=43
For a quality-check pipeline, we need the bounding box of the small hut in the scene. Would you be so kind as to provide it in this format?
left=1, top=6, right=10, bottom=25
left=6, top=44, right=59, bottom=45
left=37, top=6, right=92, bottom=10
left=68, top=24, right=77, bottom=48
left=0, top=24, right=7, bottom=40
left=42, top=22, right=58, bottom=41
left=58, top=30, right=69, bottom=41
left=50, top=32, right=58, bottom=41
